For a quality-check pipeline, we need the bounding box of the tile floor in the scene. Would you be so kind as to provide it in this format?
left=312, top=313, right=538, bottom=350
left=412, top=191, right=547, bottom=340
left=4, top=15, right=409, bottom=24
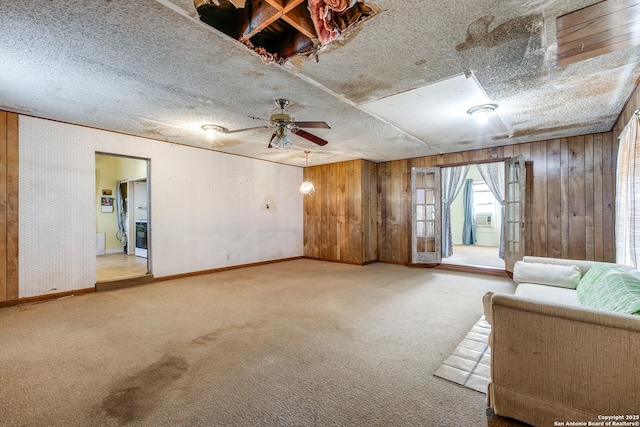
left=434, top=316, right=491, bottom=393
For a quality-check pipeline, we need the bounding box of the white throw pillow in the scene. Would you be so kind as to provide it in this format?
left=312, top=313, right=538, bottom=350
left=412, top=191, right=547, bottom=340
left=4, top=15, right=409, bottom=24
left=513, top=261, right=582, bottom=289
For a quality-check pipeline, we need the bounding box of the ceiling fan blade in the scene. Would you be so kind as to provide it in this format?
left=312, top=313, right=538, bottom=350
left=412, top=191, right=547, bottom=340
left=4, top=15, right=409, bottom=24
left=226, top=125, right=270, bottom=134
left=293, top=121, right=331, bottom=129
left=267, top=132, right=276, bottom=148
left=294, top=129, right=329, bottom=146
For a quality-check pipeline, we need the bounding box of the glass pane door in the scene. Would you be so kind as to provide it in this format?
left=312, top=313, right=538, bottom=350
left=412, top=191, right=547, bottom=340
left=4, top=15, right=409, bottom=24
left=504, top=155, right=526, bottom=272
left=412, top=167, right=441, bottom=264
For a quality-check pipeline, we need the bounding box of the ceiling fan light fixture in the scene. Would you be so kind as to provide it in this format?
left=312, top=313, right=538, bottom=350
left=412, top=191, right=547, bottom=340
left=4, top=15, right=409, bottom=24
left=201, top=124, right=225, bottom=139
left=467, top=104, right=498, bottom=124
left=271, top=136, right=283, bottom=149
left=230, top=99, right=330, bottom=148
left=271, top=134, right=292, bottom=149
left=271, top=126, right=293, bottom=149
left=282, top=135, right=292, bottom=149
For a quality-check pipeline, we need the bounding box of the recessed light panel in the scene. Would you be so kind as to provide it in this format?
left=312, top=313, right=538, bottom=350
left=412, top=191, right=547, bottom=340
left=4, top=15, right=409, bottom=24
left=358, top=74, right=510, bottom=147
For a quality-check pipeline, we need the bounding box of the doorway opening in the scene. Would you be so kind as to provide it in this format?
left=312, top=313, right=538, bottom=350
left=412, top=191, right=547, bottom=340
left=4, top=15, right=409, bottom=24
left=95, top=153, right=151, bottom=283
left=411, top=157, right=525, bottom=272
left=442, top=163, right=505, bottom=270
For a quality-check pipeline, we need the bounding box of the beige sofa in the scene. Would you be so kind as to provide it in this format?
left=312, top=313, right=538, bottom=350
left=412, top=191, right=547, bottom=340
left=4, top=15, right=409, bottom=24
left=483, top=257, right=640, bottom=427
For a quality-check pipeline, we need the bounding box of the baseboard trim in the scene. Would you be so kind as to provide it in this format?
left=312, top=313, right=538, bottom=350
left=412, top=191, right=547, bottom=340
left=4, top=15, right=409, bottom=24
left=153, top=256, right=305, bottom=282
left=433, top=263, right=509, bottom=277
left=0, top=287, right=96, bottom=308
left=303, top=256, right=376, bottom=266
left=95, top=274, right=155, bottom=292
left=0, top=258, right=507, bottom=309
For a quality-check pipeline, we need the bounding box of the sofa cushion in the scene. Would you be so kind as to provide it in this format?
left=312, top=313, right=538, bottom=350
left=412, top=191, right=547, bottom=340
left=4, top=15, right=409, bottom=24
left=514, top=283, right=583, bottom=307
left=513, top=261, right=582, bottom=289
left=577, top=263, right=640, bottom=315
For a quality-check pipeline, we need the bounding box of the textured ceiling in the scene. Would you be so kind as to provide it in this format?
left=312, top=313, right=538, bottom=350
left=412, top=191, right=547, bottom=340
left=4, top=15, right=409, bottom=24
left=0, top=0, right=639, bottom=167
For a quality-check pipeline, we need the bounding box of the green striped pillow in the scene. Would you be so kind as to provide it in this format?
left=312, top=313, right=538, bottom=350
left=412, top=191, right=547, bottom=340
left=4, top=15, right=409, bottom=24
left=577, top=263, right=640, bottom=315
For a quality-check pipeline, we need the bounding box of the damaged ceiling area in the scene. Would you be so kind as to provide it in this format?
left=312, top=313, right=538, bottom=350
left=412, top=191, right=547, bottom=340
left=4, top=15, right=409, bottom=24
left=0, top=0, right=639, bottom=166
left=194, top=0, right=378, bottom=62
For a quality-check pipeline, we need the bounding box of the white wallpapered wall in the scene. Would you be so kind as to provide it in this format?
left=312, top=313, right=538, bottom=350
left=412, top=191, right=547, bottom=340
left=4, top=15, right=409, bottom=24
left=19, top=116, right=303, bottom=298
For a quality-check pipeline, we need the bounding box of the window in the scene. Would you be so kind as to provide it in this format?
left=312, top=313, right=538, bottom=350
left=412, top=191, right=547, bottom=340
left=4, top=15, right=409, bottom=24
left=473, top=181, right=494, bottom=227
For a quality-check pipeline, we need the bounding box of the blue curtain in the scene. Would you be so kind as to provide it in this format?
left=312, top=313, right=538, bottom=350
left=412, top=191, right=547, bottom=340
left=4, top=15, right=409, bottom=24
left=441, top=166, right=470, bottom=258
left=462, top=179, right=477, bottom=245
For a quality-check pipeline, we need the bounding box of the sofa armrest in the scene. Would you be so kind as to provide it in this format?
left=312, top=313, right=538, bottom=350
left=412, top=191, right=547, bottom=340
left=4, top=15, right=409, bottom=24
left=484, top=292, right=640, bottom=427
left=482, top=291, right=495, bottom=325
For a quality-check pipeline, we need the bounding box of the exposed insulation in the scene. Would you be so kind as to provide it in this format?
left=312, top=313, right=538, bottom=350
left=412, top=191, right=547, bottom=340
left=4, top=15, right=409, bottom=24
left=196, top=0, right=374, bottom=61
left=308, top=0, right=366, bottom=45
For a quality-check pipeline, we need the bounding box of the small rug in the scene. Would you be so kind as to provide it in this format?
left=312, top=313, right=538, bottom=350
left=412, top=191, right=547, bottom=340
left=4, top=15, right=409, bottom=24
left=434, top=316, right=491, bottom=393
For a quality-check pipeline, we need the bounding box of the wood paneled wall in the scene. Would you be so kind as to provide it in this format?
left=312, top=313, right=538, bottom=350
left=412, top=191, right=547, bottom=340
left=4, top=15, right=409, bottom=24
left=377, top=135, right=618, bottom=264
left=0, top=111, right=19, bottom=302
left=556, top=0, right=640, bottom=67
left=303, top=159, right=377, bottom=264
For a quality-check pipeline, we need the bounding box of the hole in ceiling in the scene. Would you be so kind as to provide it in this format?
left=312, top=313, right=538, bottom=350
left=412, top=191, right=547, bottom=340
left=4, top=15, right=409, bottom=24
left=194, top=0, right=378, bottom=63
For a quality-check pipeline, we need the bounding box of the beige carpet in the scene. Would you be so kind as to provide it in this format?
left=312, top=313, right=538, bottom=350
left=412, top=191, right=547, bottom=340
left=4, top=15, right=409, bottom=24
left=0, top=259, right=524, bottom=427
left=434, top=316, right=491, bottom=393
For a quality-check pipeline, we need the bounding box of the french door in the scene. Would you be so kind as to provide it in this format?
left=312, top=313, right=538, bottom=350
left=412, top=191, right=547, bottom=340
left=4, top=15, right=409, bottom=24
left=411, top=159, right=526, bottom=269
left=504, top=155, right=526, bottom=272
left=411, top=167, right=442, bottom=263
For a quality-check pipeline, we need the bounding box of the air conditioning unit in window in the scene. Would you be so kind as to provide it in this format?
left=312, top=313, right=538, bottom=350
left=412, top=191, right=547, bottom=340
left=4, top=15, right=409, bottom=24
left=476, top=214, right=492, bottom=226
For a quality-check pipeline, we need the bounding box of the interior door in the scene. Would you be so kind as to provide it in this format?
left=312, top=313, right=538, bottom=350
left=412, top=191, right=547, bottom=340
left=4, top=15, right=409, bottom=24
left=411, top=167, right=441, bottom=264
left=504, top=155, right=526, bottom=272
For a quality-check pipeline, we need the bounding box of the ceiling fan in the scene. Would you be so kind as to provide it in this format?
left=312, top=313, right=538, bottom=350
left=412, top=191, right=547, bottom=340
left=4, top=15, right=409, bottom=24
left=227, top=99, right=331, bottom=149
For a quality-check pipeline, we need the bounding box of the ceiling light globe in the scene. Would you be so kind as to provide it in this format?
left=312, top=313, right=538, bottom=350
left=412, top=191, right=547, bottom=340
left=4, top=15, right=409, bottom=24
left=201, top=124, right=223, bottom=139
left=298, top=181, right=315, bottom=195
left=473, top=110, right=491, bottom=124
left=271, top=136, right=283, bottom=149
left=466, top=104, right=498, bottom=125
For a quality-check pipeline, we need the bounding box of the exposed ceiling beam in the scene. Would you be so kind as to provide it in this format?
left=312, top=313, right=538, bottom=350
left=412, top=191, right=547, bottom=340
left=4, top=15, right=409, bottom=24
left=241, top=0, right=309, bottom=41
left=281, top=2, right=317, bottom=39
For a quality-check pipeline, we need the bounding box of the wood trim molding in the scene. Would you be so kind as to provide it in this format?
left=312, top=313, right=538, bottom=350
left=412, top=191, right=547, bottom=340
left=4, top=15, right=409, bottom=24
left=303, top=255, right=373, bottom=266
left=0, top=110, right=19, bottom=303
left=432, top=263, right=510, bottom=278
left=153, top=256, right=305, bottom=282
left=0, top=287, right=95, bottom=309
left=95, top=275, right=154, bottom=292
